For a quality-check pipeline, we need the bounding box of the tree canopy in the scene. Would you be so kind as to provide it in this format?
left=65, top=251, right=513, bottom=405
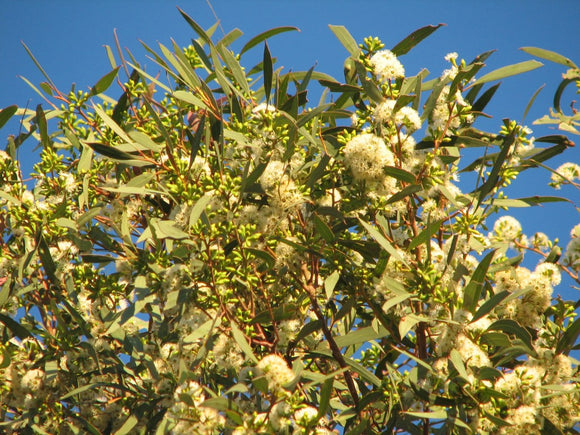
left=1, top=10, right=580, bottom=434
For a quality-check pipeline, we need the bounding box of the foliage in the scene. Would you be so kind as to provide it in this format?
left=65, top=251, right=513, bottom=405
left=1, top=10, right=580, bottom=434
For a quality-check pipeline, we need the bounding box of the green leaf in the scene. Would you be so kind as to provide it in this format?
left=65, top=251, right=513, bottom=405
left=472, top=290, right=510, bottom=323
left=449, top=349, right=470, bottom=380
left=488, top=196, right=570, bottom=207
left=328, top=25, right=360, bottom=57
left=462, top=250, right=495, bottom=313
left=318, top=79, right=362, bottom=93
left=399, top=314, right=429, bottom=338
left=475, top=133, right=514, bottom=207
left=35, top=104, right=50, bottom=149
left=487, top=319, right=536, bottom=356
left=404, top=410, right=448, bottom=420
left=522, top=84, right=545, bottom=122
left=86, top=142, right=152, bottom=167
left=391, top=24, right=445, bottom=56
left=311, top=349, right=381, bottom=387
left=240, top=26, right=299, bottom=55
left=383, top=166, right=416, bottom=183
left=330, top=325, right=390, bottom=348
left=556, top=317, right=580, bottom=355
left=312, top=213, right=335, bottom=243
left=113, top=416, right=138, bottom=435
left=520, top=46, right=578, bottom=69
left=0, top=105, right=17, bottom=131
left=150, top=219, right=189, bottom=240
left=358, top=219, right=408, bottom=266
left=60, top=382, right=130, bottom=401
left=216, top=41, right=251, bottom=98
left=21, top=41, right=56, bottom=88
left=178, top=8, right=214, bottom=47
left=219, top=28, right=243, bottom=48
left=0, top=313, right=33, bottom=340
left=472, top=83, right=501, bottom=114
left=386, top=184, right=422, bottom=205
left=408, top=219, right=443, bottom=251
left=231, top=323, right=258, bottom=363
left=473, top=60, right=543, bottom=85
left=317, top=377, right=334, bottom=419
left=324, top=271, right=340, bottom=300
left=89, top=66, right=120, bottom=96
left=263, top=42, right=273, bottom=104
left=93, top=104, right=133, bottom=143
left=306, top=154, right=330, bottom=189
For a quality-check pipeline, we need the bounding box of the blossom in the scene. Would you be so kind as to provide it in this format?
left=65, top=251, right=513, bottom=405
left=374, top=100, right=422, bottom=132
left=550, top=162, right=580, bottom=189
left=294, top=406, right=319, bottom=427
left=491, top=215, right=522, bottom=242
left=256, top=354, right=295, bottom=392
left=571, top=223, right=580, bottom=238
left=252, top=102, right=277, bottom=114
left=563, top=237, right=580, bottom=270
left=534, top=262, right=561, bottom=286
left=444, top=52, right=458, bottom=62
left=343, top=133, right=394, bottom=182
left=369, top=49, right=405, bottom=81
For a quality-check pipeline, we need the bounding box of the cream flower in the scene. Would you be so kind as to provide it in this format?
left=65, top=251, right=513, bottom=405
left=343, top=133, right=394, bottom=182
left=369, top=49, right=405, bottom=81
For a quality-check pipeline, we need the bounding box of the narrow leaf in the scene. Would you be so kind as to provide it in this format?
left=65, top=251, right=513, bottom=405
left=386, top=184, right=422, bottom=205
left=178, top=8, right=214, bottom=47
left=231, top=323, right=258, bottom=363
left=90, top=67, right=120, bottom=96
left=391, top=24, right=445, bottom=56
left=0, top=313, right=33, bottom=340
left=35, top=104, right=50, bottom=149
left=522, top=84, right=545, bottom=122
left=383, top=166, right=416, bottom=183
left=263, top=42, right=273, bottom=104
left=472, top=290, right=510, bottom=323
left=408, top=219, right=443, bottom=251
left=328, top=25, right=360, bottom=57
left=358, top=219, right=408, bottom=265
left=556, top=317, right=580, bottom=355
left=463, top=250, right=495, bottom=313
left=520, top=46, right=578, bottom=69
left=473, top=60, right=543, bottom=85
left=312, top=213, right=335, bottom=243
left=240, top=26, right=299, bottom=55
left=0, top=105, right=17, bottom=130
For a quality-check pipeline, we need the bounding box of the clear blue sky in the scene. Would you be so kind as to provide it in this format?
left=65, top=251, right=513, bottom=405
left=2, top=1, right=580, bottom=297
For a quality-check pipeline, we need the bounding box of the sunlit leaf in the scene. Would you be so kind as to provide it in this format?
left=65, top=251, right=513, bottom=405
left=328, top=25, right=360, bottom=57
left=89, top=66, right=120, bottom=96
left=473, top=60, right=543, bottom=85
left=391, top=24, right=445, bottom=56
left=520, top=46, right=578, bottom=69
left=240, top=26, right=299, bottom=55
left=0, top=105, right=17, bottom=131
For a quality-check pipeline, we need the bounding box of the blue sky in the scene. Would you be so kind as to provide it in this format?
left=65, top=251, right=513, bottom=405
left=2, top=0, right=580, bottom=297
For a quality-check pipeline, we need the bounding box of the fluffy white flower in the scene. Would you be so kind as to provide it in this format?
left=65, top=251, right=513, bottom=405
left=343, top=133, right=394, bottom=182
left=492, top=215, right=522, bottom=242
left=534, top=262, right=561, bottom=286
left=563, top=237, right=580, bottom=270
left=294, top=406, right=319, bottom=427
left=256, top=354, right=295, bottom=392
left=551, top=162, right=580, bottom=188
left=444, top=52, right=458, bottom=62
left=374, top=100, right=422, bottom=132
left=369, top=49, right=405, bottom=81
left=252, top=102, right=277, bottom=114
left=571, top=223, right=580, bottom=238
